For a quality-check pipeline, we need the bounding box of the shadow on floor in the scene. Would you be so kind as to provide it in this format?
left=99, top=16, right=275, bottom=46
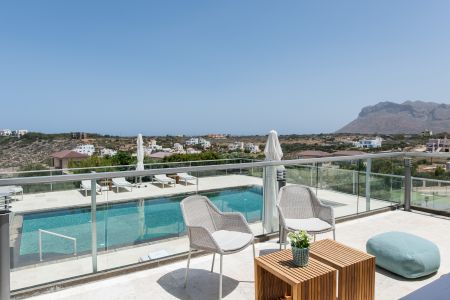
left=157, top=268, right=239, bottom=300
left=376, top=266, right=437, bottom=282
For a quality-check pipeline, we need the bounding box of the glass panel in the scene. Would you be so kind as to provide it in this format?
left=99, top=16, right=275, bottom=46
left=98, top=166, right=264, bottom=272
left=10, top=181, right=94, bottom=290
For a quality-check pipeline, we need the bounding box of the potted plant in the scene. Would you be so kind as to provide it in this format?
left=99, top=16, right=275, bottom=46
left=287, top=230, right=311, bottom=267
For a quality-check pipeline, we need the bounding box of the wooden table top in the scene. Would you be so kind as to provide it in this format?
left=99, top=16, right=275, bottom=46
left=310, top=239, right=374, bottom=268
left=255, top=249, right=336, bottom=286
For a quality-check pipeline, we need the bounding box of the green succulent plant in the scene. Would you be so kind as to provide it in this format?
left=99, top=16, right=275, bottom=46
left=287, top=230, right=311, bottom=249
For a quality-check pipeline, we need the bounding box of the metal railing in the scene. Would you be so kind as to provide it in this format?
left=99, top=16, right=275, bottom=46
left=38, top=229, right=77, bottom=262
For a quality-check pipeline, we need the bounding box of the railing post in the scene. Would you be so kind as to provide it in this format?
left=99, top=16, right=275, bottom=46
left=404, top=158, right=412, bottom=211
left=365, top=158, right=371, bottom=211
left=0, top=208, right=11, bottom=300
left=91, top=179, right=97, bottom=272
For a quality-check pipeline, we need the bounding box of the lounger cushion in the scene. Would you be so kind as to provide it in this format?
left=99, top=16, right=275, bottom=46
left=285, top=218, right=332, bottom=232
left=212, top=230, right=252, bottom=252
left=366, top=231, right=440, bottom=279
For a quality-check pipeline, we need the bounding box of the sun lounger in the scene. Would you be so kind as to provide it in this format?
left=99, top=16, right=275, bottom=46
left=153, top=174, right=176, bottom=188
left=80, top=180, right=102, bottom=196
left=112, top=177, right=133, bottom=192
left=177, top=173, right=197, bottom=186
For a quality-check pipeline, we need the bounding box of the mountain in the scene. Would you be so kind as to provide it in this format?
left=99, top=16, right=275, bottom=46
left=336, top=101, right=450, bottom=134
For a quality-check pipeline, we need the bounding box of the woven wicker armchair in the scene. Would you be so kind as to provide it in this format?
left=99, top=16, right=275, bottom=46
left=277, top=185, right=335, bottom=250
left=180, top=195, right=255, bottom=300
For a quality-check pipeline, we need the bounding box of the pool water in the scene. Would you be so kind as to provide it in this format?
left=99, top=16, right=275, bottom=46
left=19, top=186, right=262, bottom=262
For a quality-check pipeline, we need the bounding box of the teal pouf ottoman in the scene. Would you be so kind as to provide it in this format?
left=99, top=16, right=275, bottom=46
left=366, top=231, right=440, bottom=279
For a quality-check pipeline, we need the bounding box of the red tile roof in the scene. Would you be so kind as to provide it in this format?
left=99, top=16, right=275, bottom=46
left=50, top=150, right=89, bottom=159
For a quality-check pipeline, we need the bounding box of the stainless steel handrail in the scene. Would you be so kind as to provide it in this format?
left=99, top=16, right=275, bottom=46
left=0, top=158, right=254, bottom=176
left=38, top=229, right=77, bottom=262
left=0, top=152, right=403, bottom=186
left=1, top=151, right=449, bottom=186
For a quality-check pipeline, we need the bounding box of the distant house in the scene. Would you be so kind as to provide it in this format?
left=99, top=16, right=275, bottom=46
left=73, top=144, right=96, bottom=156
left=0, top=129, right=12, bottom=136
left=51, top=150, right=89, bottom=169
left=71, top=132, right=87, bottom=139
left=199, top=138, right=211, bottom=149
left=185, top=138, right=199, bottom=146
left=100, top=148, right=117, bottom=157
left=12, top=129, right=28, bottom=137
left=228, top=142, right=244, bottom=151
left=244, top=143, right=261, bottom=153
left=173, top=143, right=184, bottom=153
left=185, top=137, right=211, bottom=149
left=1, top=129, right=27, bottom=137
left=355, top=137, right=382, bottom=149
left=426, top=137, right=450, bottom=152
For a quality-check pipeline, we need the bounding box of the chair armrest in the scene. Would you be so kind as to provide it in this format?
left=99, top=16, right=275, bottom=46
left=187, top=226, right=220, bottom=251
left=215, top=212, right=253, bottom=234
left=317, top=205, right=335, bottom=227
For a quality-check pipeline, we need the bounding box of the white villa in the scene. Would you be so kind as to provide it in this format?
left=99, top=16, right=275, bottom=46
left=244, top=143, right=261, bottom=153
left=0, top=129, right=12, bottom=136
left=228, top=141, right=244, bottom=151
left=0, top=129, right=28, bottom=137
left=99, top=148, right=117, bottom=157
left=354, top=136, right=382, bottom=149
left=185, top=137, right=211, bottom=149
left=173, top=143, right=184, bottom=153
left=73, top=144, right=96, bottom=156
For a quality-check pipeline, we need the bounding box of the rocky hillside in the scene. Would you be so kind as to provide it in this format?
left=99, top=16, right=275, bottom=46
left=0, top=137, right=79, bottom=170
left=337, top=101, right=450, bottom=134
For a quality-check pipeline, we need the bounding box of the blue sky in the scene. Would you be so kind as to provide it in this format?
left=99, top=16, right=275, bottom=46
left=1, top=1, right=450, bottom=136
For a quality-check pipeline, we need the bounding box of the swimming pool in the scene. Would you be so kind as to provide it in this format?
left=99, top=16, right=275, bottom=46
left=18, top=186, right=263, bottom=265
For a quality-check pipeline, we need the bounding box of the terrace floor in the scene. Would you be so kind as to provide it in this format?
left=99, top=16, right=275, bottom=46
left=24, top=210, right=450, bottom=300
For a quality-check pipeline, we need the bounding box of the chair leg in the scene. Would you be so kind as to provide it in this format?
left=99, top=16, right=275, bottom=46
left=211, top=253, right=215, bottom=272
left=219, top=254, right=223, bottom=300
left=314, top=234, right=316, bottom=242
left=184, top=248, right=192, bottom=288
left=333, top=229, right=336, bottom=240
left=279, top=227, right=283, bottom=250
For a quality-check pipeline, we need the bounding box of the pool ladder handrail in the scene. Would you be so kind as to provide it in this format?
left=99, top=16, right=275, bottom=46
left=38, top=229, right=77, bottom=261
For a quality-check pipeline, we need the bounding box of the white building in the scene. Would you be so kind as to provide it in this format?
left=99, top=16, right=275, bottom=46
left=0, top=129, right=28, bottom=137
left=0, top=129, right=12, bottom=136
left=244, top=143, right=261, bottom=153
left=355, top=137, right=382, bottom=149
left=228, top=142, right=244, bottom=151
left=100, top=148, right=117, bottom=157
left=185, top=138, right=199, bottom=146
left=147, top=139, right=162, bottom=151
left=199, top=138, right=211, bottom=149
left=73, top=144, right=96, bottom=156
left=14, top=129, right=28, bottom=137
left=426, top=137, right=450, bottom=153
left=173, top=143, right=184, bottom=153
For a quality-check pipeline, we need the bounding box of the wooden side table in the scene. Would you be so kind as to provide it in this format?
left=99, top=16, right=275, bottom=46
left=310, top=239, right=376, bottom=300
left=255, top=249, right=336, bottom=300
